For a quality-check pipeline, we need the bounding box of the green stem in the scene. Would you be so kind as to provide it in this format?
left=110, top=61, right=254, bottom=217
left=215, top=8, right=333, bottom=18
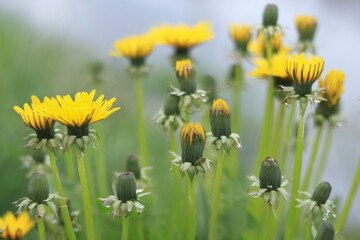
left=76, top=149, right=96, bottom=240
left=280, top=103, right=296, bottom=171
left=304, top=221, right=313, bottom=240
left=64, top=147, right=76, bottom=180
left=188, top=178, right=196, bottom=240
left=85, top=151, right=96, bottom=203
left=301, top=124, right=324, bottom=192
left=47, top=151, right=77, bottom=240
left=313, top=125, right=334, bottom=185
left=262, top=205, right=274, bottom=239
left=208, top=149, right=225, bottom=240
left=336, top=156, right=360, bottom=234
left=37, top=217, right=46, bottom=240
left=95, top=123, right=108, bottom=197
left=137, top=215, right=145, bottom=240
left=271, top=103, right=286, bottom=158
left=135, top=75, right=149, bottom=167
left=284, top=99, right=307, bottom=240
left=122, top=215, right=129, bottom=240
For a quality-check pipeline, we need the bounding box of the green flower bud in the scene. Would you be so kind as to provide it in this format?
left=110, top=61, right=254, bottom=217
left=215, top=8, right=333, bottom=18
left=28, top=172, right=49, bottom=204
left=315, top=221, right=335, bottom=240
left=126, top=155, right=141, bottom=180
left=295, top=15, right=317, bottom=42
left=164, top=94, right=180, bottom=116
left=116, top=172, right=137, bottom=202
left=311, top=181, right=331, bottom=205
left=32, top=149, right=46, bottom=164
left=176, top=59, right=196, bottom=94
left=210, top=99, right=231, bottom=137
left=181, top=122, right=205, bottom=165
left=202, top=75, right=217, bottom=102
left=262, top=4, right=278, bottom=27
left=259, top=157, right=281, bottom=190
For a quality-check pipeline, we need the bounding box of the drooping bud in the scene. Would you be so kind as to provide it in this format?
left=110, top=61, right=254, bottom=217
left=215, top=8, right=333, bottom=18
left=180, top=122, right=205, bottom=165
left=262, top=4, right=278, bottom=27
left=126, top=156, right=141, bottom=180
left=315, top=221, right=335, bottom=240
left=259, top=157, right=281, bottom=190
left=164, top=94, right=180, bottom=116
left=311, top=181, right=331, bottom=205
left=28, top=173, right=49, bottom=204
left=295, top=15, right=317, bottom=42
left=176, top=59, right=196, bottom=94
left=210, top=99, right=231, bottom=137
left=115, top=172, right=137, bottom=202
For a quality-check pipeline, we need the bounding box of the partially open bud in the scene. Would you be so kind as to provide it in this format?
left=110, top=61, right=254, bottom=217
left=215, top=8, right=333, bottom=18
left=311, top=181, right=331, bottom=205
left=176, top=59, right=196, bottom=94
left=295, top=15, right=317, bottom=42
left=315, top=221, right=335, bottom=240
left=180, top=122, right=205, bottom=165
left=259, top=157, right=281, bottom=190
left=164, top=94, right=180, bottom=116
left=210, top=99, right=231, bottom=137
left=262, top=4, right=278, bottom=27
left=229, top=24, right=252, bottom=54
left=126, top=156, right=141, bottom=180
left=116, top=172, right=137, bottom=202
left=28, top=173, right=49, bottom=204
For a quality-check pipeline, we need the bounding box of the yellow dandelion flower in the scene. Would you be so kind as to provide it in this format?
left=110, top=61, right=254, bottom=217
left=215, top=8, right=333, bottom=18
left=150, top=22, right=214, bottom=55
left=284, top=53, right=324, bottom=96
left=14, top=96, right=54, bottom=140
left=229, top=24, right=252, bottom=53
left=319, top=70, right=345, bottom=107
left=248, top=32, right=290, bottom=57
left=248, top=53, right=289, bottom=80
left=110, top=35, right=154, bottom=66
left=295, top=15, right=317, bottom=42
left=181, top=122, right=205, bottom=145
left=0, top=211, right=34, bottom=240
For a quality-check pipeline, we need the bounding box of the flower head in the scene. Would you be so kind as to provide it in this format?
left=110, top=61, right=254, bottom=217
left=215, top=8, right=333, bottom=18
left=181, top=122, right=205, bottom=165
left=248, top=32, right=288, bottom=57
left=284, top=53, right=324, bottom=96
left=315, top=221, right=335, bottom=240
left=210, top=99, right=231, bottom=137
left=262, top=4, right=278, bottom=27
left=150, top=22, right=214, bottom=56
left=319, top=70, right=345, bottom=107
left=229, top=24, right=252, bottom=54
left=28, top=172, right=50, bottom=204
left=176, top=59, right=197, bottom=94
left=295, top=15, right=317, bottom=42
left=0, top=211, right=34, bottom=240
left=110, top=35, right=154, bottom=66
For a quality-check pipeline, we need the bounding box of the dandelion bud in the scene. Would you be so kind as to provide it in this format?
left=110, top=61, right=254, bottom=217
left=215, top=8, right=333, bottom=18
left=181, top=122, right=205, bottom=165
left=295, top=15, right=317, bottom=42
left=126, top=156, right=141, bottom=180
left=229, top=24, right=252, bottom=54
left=262, top=4, right=278, bottom=27
left=210, top=99, right=231, bottom=137
left=116, top=172, right=137, bottom=202
left=28, top=173, right=49, bottom=204
left=176, top=59, right=196, bottom=94
left=311, top=181, right=331, bottom=205
left=315, top=221, right=335, bottom=240
left=202, top=75, right=217, bottom=102
left=259, top=157, right=281, bottom=190
left=164, top=94, right=180, bottom=116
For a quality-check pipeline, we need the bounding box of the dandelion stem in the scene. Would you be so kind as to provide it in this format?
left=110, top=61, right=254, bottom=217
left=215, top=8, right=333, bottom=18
left=47, top=150, right=77, bottom=240
left=304, top=221, right=313, bottom=240
left=280, top=103, right=296, bottom=171
left=136, top=215, right=145, bottom=240
left=37, top=217, right=46, bottom=240
left=313, top=125, right=334, bottom=185
left=208, top=149, right=225, bottom=240
left=76, top=149, right=96, bottom=240
left=336, top=156, right=360, bottom=234
left=135, top=75, right=149, bottom=167
left=284, top=99, right=307, bottom=240
left=122, top=215, right=129, bottom=240
left=271, top=103, right=286, bottom=158
left=263, top=205, right=275, bottom=239
left=64, top=147, right=76, bottom=180
left=302, top=123, right=324, bottom=192
left=95, top=123, right=109, bottom=197
left=188, top=178, right=196, bottom=240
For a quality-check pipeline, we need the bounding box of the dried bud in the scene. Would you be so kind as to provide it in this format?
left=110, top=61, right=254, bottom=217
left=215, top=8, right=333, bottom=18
left=315, top=221, right=335, bottom=240
left=126, top=156, right=141, bottom=180
left=164, top=94, right=180, bottom=116
left=28, top=173, right=49, bottom=203
left=259, top=157, right=281, bottom=190
left=180, top=122, right=205, bottom=164
left=311, top=181, right=331, bottom=205
left=176, top=59, right=196, bottom=94
left=262, top=4, right=278, bottom=27
left=115, top=172, right=137, bottom=202
left=210, top=99, right=231, bottom=137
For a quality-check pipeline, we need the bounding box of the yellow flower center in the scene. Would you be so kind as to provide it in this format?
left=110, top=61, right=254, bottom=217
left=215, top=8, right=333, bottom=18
left=181, top=122, right=205, bottom=144
left=211, top=99, right=231, bottom=116
left=176, top=59, right=194, bottom=80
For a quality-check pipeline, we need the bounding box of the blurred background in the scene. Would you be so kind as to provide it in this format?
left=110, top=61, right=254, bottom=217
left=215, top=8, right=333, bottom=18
left=1, top=0, right=359, bottom=239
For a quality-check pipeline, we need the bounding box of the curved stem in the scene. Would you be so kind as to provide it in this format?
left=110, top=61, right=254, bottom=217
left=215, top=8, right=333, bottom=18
left=47, top=150, right=77, bottom=240
left=76, top=149, right=96, bottom=240
left=37, top=217, right=46, bottom=240
left=208, top=149, right=225, bottom=240
left=302, top=124, right=324, bottom=192
left=271, top=103, right=286, bottom=158
left=284, top=100, right=306, bottom=240
left=280, top=104, right=296, bottom=171
left=122, top=215, right=129, bottom=240
left=188, top=179, right=196, bottom=240
left=135, top=76, right=149, bottom=167
left=336, top=156, right=360, bottom=234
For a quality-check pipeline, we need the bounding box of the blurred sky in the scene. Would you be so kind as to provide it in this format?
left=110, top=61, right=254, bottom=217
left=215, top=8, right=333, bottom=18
left=1, top=0, right=360, bottom=225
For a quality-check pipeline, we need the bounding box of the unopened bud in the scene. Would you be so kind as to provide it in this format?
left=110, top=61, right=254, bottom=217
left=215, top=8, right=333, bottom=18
left=315, top=221, right=335, bottom=240
left=262, top=4, right=278, bottom=27
left=164, top=94, right=180, bottom=116
left=126, top=156, right=141, bottom=180
left=176, top=59, right=196, bottom=94
left=311, top=181, right=331, bottom=205
left=116, top=172, right=137, bottom=202
left=28, top=173, right=49, bottom=203
left=210, top=99, right=231, bottom=137
left=259, top=157, right=281, bottom=190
